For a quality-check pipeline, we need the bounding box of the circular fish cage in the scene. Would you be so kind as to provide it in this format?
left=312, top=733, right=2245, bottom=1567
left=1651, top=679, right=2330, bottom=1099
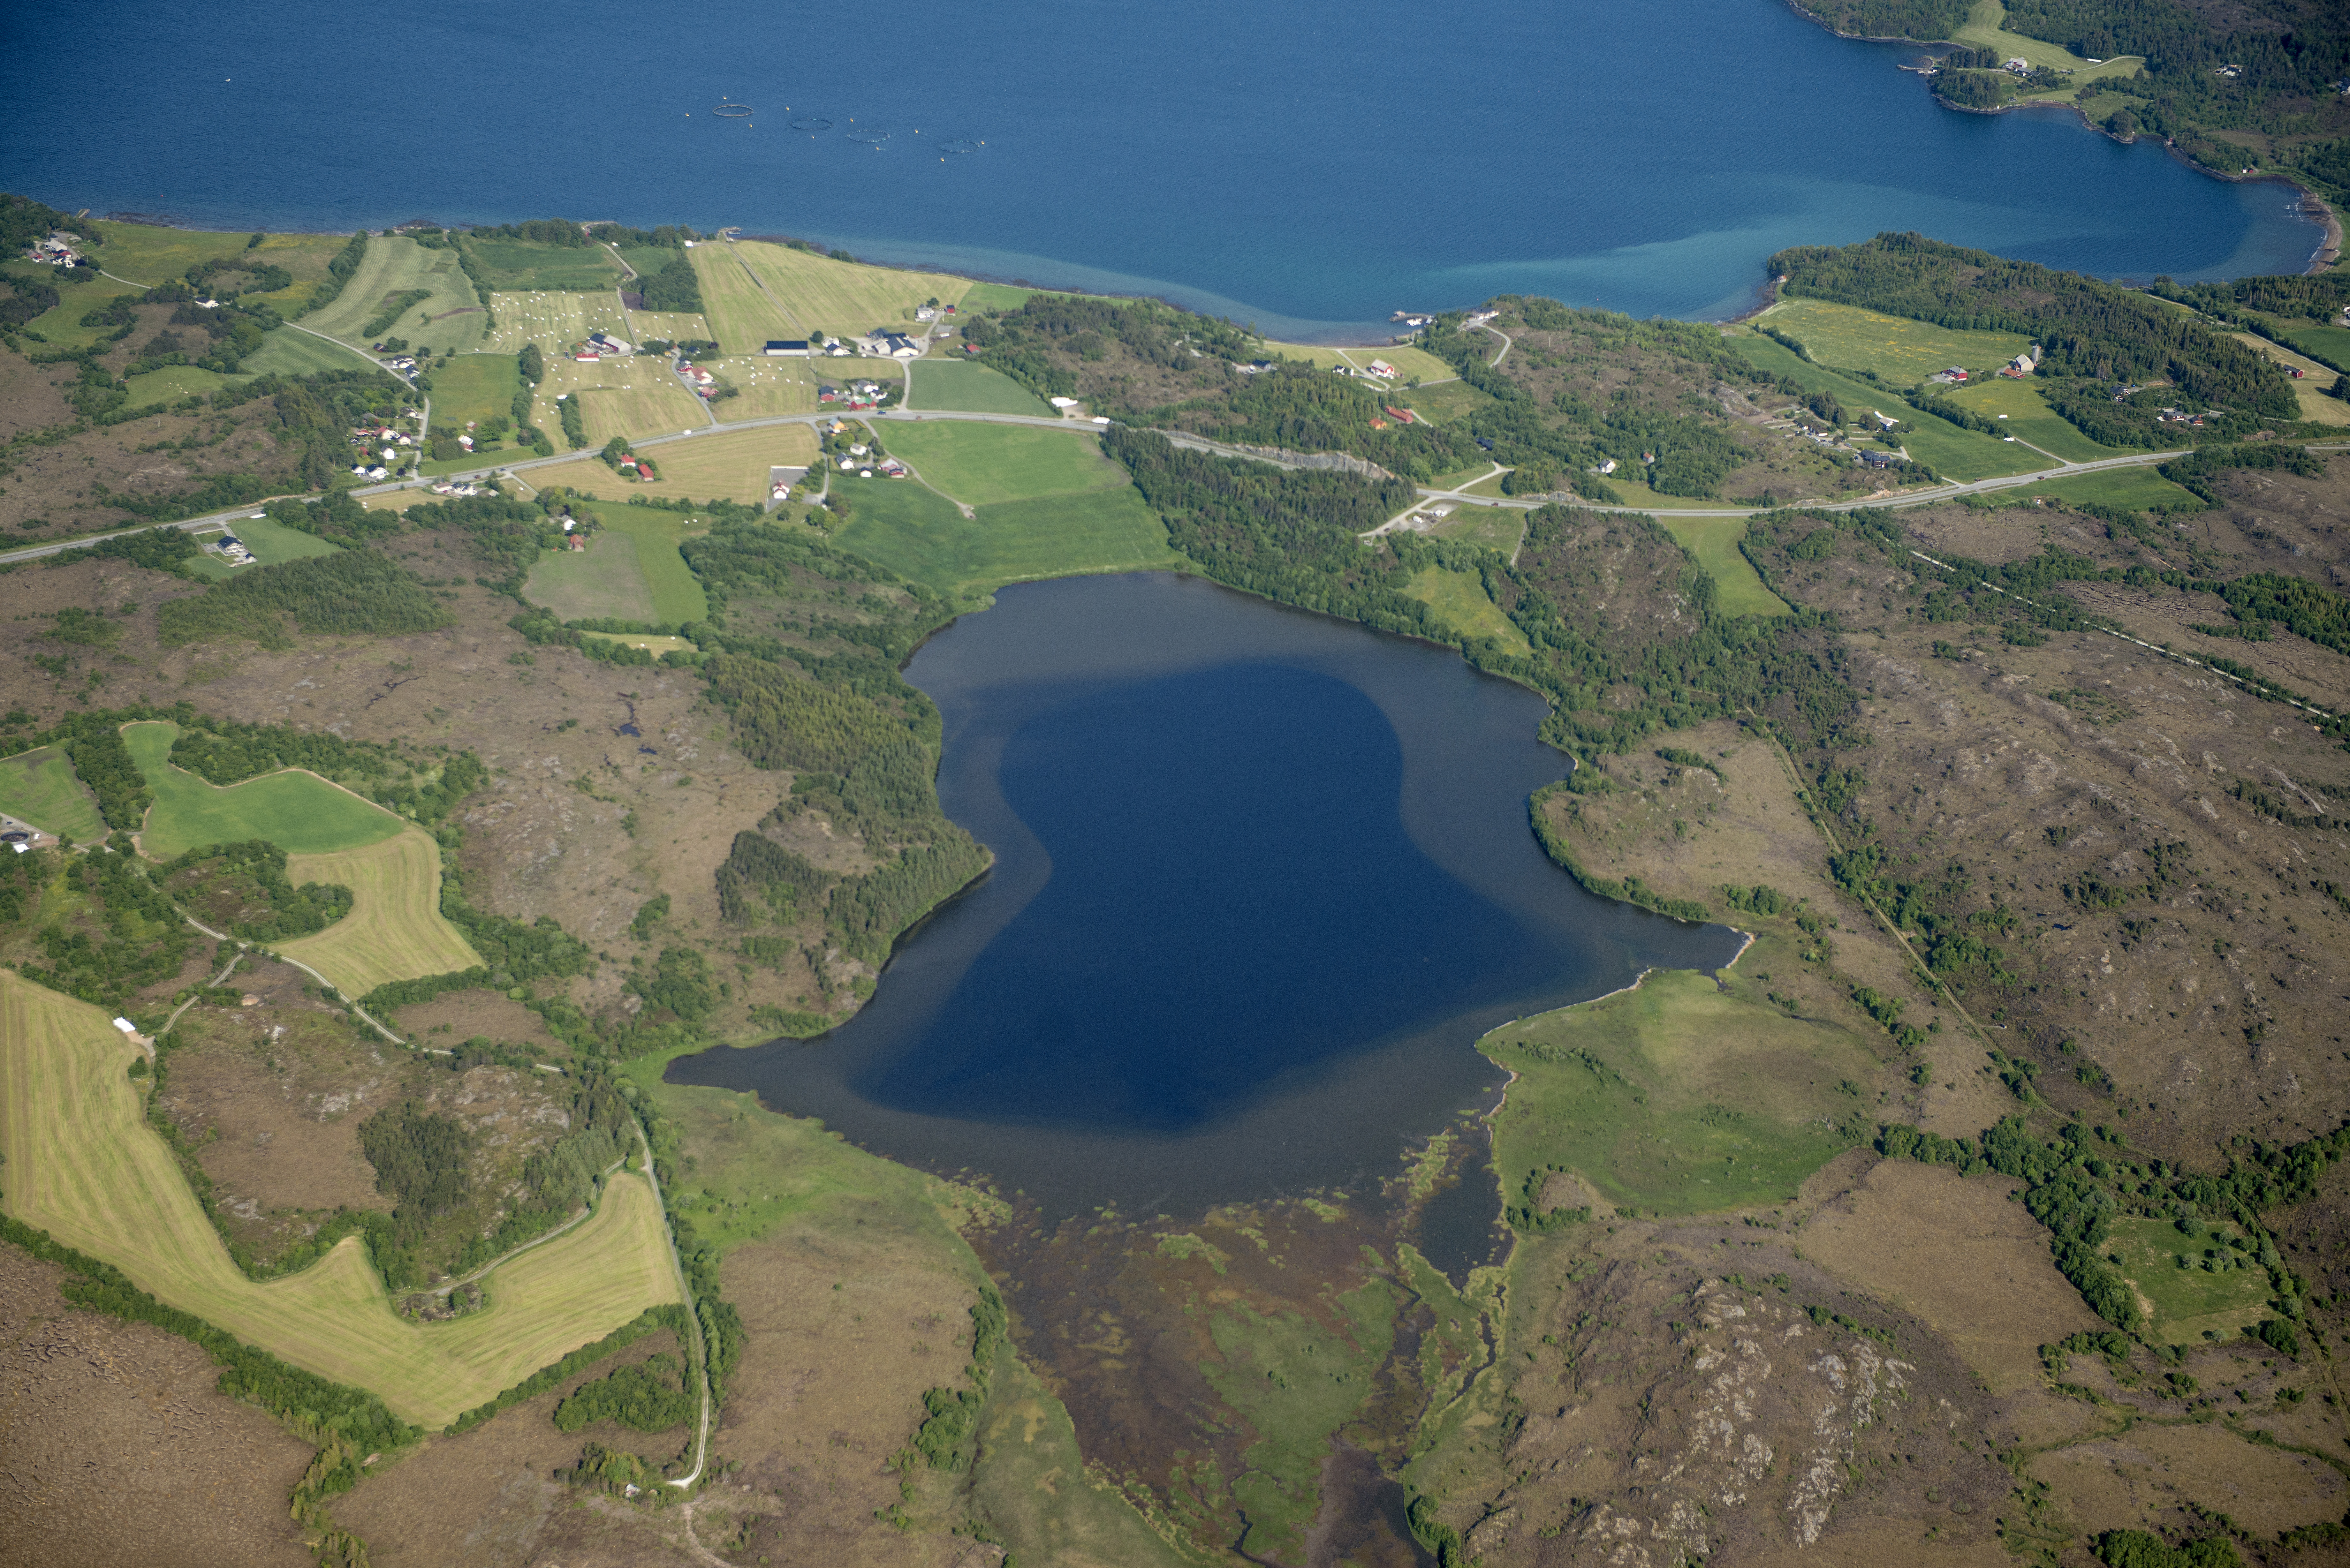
left=712, top=104, right=753, bottom=119
left=939, top=139, right=980, bottom=155
left=846, top=128, right=890, bottom=144
left=789, top=116, right=833, bottom=132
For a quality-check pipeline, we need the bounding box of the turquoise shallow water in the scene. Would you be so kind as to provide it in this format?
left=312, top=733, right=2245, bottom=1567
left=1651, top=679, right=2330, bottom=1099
left=0, top=0, right=2319, bottom=335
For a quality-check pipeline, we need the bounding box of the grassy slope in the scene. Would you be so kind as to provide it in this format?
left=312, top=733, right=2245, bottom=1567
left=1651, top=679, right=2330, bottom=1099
left=1269, top=341, right=1459, bottom=385
left=525, top=528, right=655, bottom=622
left=1405, top=565, right=1531, bottom=651
left=687, top=246, right=784, bottom=351
left=1762, top=298, right=2030, bottom=383
left=584, top=504, right=710, bottom=624
left=88, top=222, right=345, bottom=316
left=302, top=236, right=486, bottom=356
left=2105, top=1217, right=2275, bottom=1345
left=126, top=723, right=404, bottom=860
left=834, top=480, right=1178, bottom=597
left=880, top=422, right=1128, bottom=507
left=731, top=242, right=973, bottom=343
left=1953, top=0, right=2142, bottom=78
left=621, top=424, right=818, bottom=503
left=239, top=324, right=380, bottom=379
left=707, top=356, right=818, bottom=421
left=2008, top=468, right=2202, bottom=510
left=0, top=972, right=678, bottom=1428
left=530, top=355, right=706, bottom=444
left=1730, top=333, right=2044, bottom=483
left=275, top=831, right=481, bottom=996
left=1651, top=515, right=1791, bottom=617
left=1941, top=377, right=2126, bottom=464
left=907, top=359, right=1053, bottom=416
left=463, top=238, right=621, bottom=292
left=1480, top=964, right=1878, bottom=1216
left=0, top=746, right=107, bottom=841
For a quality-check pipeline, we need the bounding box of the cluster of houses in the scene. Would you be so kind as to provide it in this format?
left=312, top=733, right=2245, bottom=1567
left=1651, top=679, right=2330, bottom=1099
left=378, top=353, right=420, bottom=374
left=678, top=359, right=719, bottom=396
left=349, top=420, right=419, bottom=481
left=913, top=304, right=958, bottom=323
left=818, top=379, right=891, bottom=410
left=574, top=332, right=633, bottom=361
left=426, top=479, right=494, bottom=496
left=2155, top=406, right=2210, bottom=427
left=836, top=441, right=908, bottom=479
left=616, top=452, right=658, bottom=479
left=26, top=232, right=86, bottom=267
left=1390, top=311, right=1434, bottom=329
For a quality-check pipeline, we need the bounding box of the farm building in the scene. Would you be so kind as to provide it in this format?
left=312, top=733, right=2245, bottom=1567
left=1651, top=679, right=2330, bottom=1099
left=764, top=340, right=812, bottom=356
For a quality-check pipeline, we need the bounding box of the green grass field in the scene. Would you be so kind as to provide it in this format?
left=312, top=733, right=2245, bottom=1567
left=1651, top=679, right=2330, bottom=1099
left=906, top=359, right=1052, bottom=416
left=302, top=236, right=487, bottom=356
left=959, top=282, right=1053, bottom=313
left=1422, top=505, right=1524, bottom=556
left=124, top=722, right=405, bottom=860
left=524, top=506, right=710, bottom=626
left=1941, top=378, right=2124, bottom=464
left=729, top=241, right=973, bottom=343
left=879, top=422, right=1128, bottom=507
left=1761, top=298, right=2030, bottom=384
left=276, top=831, right=481, bottom=996
left=186, top=515, right=342, bottom=579
left=1405, top=565, right=1530, bottom=652
left=687, top=245, right=787, bottom=351
left=15, top=269, right=143, bottom=351
left=0, top=746, right=106, bottom=841
left=2277, top=323, right=2350, bottom=371
left=1729, top=334, right=2044, bottom=483
left=238, top=323, right=381, bottom=379
left=835, top=482, right=1178, bottom=597
left=427, top=354, right=522, bottom=429
left=1952, top=0, right=2142, bottom=78
left=122, top=364, right=242, bottom=408
left=87, top=222, right=344, bottom=315
left=0, top=974, right=678, bottom=1429
left=1649, top=515, right=1789, bottom=617
left=482, top=291, right=628, bottom=354
left=2105, top=1216, right=2275, bottom=1345
left=462, top=237, right=623, bottom=292
left=1401, top=381, right=1493, bottom=425
left=1481, top=962, right=1878, bottom=1216
left=2001, top=467, right=2202, bottom=511
left=1268, top=341, right=1459, bottom=385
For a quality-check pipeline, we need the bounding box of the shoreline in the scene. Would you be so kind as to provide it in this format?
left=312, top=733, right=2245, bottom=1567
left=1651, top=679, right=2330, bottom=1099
left=1783, top=3, right=2341, bottom=276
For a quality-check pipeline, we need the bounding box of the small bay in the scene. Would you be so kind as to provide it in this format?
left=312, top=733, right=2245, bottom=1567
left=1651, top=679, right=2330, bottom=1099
left=668, top=573, right=1738, bottom=1215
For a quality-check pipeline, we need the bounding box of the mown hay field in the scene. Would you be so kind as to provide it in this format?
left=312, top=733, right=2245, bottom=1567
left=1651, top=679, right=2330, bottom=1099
left=427, top=354, right=522, bottom=430
left=835, top=480, right=1177, bottom=598
left=530, top=356, right=707, bottom=444
left=623, top=308, right=715, bottom=345
left=125, top=723, right=404, bottom=860
left=708, top=356, right=819, bottom=421
left=629, top=424, right=816, bottom=503
left=523, top=503, right=710, bottom=625
left=1269, top=341, right=1458, bottom=384
left=0, top=973, right=680, bottom=1428
left=907, top=359, right=1052, bottom=416
left=483, top=291, right=628, bottom=355
left=275, top=830, right=481, bottom=997
left=300, top=236, right=487, bottom=356
left=1941, top=377, right=2125, bottom=464
left=184, top=515, right=341, bottom=580
left=0, top=745, right=106, bottom=841
left=689, top=245, right=790, bottom=352
left=1405, top=565, right=1530, bottom=652
left=730, top=241, right=971, bottom=343
left=89, top=220, right=347, bottom=316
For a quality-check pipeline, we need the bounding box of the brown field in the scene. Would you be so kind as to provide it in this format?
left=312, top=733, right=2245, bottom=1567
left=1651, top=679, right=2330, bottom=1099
left=0, top=973, right=680, bottom=1429
left=382, top=985, right=569, bottom=1055
left=0, top=1245, right=319, bottom=1568
left=2031, top=1422, right=2345, bottom=1539
left=274, top=829, right=483, bottom=998
left=1797, top=1157, right=2104, bottom=1393
left=326, top=1329, right=702, bottom=1568
left=731, top=241, right=972, bottom=345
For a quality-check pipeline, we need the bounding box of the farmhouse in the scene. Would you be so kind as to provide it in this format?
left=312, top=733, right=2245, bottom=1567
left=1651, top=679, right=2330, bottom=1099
left=589, top=332, right=634, bottom=354
left=763, top=340, right=812, bottom=356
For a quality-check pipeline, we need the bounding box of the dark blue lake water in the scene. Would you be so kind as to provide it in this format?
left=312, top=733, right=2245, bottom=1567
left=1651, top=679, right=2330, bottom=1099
left=669, top=574, right=1735, bottom=1215
left=0, top=0, right=2318, bottom=335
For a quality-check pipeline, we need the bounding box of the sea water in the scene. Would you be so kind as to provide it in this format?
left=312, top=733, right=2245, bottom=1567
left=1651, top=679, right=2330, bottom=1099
left=668, top=574, right=1738, bottom=1215
left=0, top=0, right=2318, bottom=336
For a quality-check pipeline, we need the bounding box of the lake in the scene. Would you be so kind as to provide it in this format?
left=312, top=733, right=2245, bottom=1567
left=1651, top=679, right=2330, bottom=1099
left=0, top=0, right=2320, bottom=335
left=668, top=573, right=1738, bottom=1216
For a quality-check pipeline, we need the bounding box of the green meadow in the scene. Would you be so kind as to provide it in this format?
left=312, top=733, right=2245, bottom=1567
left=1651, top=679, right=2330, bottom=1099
left=2105, top=1216, right=2276, bottom=1345
left=238, top=324, right=378, bottom=379
left=1650, top=515, right=1788, bottom=617
left=1998, top=467, right=2202, bottom=511
left=1941, top=378, right=2125, bottom=464
left=878, top=422, right=1129, bottom=508
left=906, top=359, right=1052, bottom=416
left=123, top=722, right=404, bottom=860
left=1481, top=958, right=1878, bottom=1217
left=462, top=237, right=624, bottom=292
left=302, top=236, right=486, bottom=356
left=1762, top=298, right=2030, bottom=383
left=185, top=516, right=342, bottom=580
left=524, top=503, right=709, bottom=626
left=1405, top=565, right=1530, bottom=652
left=1729, top=334, right=2044, bottom=483
left=427, top=354, right=523, bottom=429
left=834, top=482, right=1178, bottom=598
left=0, top=747, right=107, bottom=841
